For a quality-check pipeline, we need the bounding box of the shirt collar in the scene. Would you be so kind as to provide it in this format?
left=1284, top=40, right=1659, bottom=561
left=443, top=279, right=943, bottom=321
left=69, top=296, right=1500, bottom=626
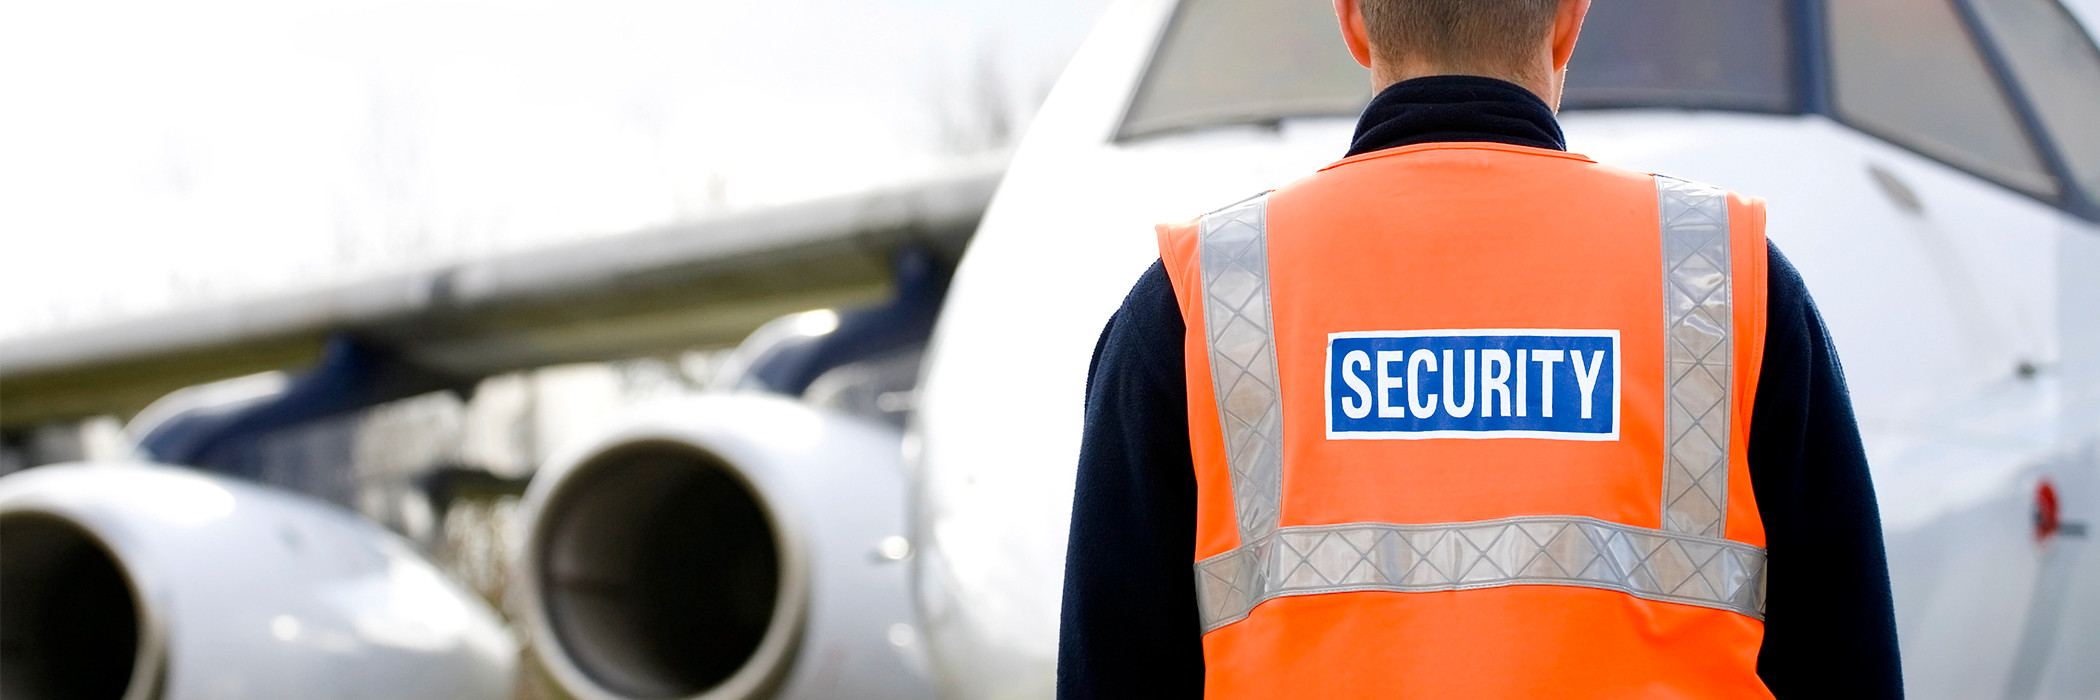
left=1346, top=75, right=1567, bottom=157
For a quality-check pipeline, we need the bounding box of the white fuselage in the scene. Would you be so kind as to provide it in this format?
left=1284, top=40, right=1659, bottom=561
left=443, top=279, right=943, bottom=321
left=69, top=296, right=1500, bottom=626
left=910, top=0, right=2100, bottom=697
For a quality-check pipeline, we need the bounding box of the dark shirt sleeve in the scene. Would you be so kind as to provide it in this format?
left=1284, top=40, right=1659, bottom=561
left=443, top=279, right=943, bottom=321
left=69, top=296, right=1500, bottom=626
left=1749, top=242, right=1904, bottom=697
left=1057, top=246, right=1902, bottom=698
left=1058, top=260, right=1205, bottom=698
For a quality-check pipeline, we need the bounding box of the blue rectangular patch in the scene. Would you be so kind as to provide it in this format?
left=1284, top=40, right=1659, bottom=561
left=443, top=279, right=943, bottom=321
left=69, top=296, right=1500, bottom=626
left=1326, top=329, right=1620, bottom=441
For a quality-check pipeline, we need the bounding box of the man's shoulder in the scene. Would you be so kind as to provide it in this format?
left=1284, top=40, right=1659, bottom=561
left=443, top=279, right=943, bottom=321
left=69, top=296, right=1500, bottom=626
left=1765, top=240, right=1813, bottom=319
left=1116, top=260, right=1183, bottom=335
left=1085, top=260, right=1189, bottom=407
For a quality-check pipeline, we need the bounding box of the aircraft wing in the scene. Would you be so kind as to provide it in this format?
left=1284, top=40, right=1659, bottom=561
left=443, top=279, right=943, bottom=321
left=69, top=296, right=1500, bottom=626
left=0, top=159, right=1005, bottom=429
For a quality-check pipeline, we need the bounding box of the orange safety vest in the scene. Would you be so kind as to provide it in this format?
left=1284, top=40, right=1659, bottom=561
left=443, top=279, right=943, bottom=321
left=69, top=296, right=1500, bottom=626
left=1157, top=142, right=1772, bottom=699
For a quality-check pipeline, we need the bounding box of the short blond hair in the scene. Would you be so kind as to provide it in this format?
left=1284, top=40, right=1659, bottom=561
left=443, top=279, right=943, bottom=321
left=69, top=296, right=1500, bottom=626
left=1360, top=0, right=1559, bottom=79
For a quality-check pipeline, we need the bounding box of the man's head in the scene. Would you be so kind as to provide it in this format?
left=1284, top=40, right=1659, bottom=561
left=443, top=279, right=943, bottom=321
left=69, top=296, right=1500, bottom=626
left=1333, top=0, right=1591, bottom=109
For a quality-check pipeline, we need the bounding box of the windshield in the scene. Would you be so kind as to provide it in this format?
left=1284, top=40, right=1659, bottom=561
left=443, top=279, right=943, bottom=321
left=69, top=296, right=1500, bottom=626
left=1118, top=0, right=1798, bottom=141
left=1117, top=0, right=1370, bottom=140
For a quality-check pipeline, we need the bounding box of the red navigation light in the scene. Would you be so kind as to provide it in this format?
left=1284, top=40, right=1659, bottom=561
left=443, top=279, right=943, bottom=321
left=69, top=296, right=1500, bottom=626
left=2036, top=480, right=2062, bottom=542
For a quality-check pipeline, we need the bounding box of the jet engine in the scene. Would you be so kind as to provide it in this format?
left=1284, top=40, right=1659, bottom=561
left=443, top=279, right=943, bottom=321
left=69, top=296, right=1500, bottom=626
left=514, top=394, right=931, bottom=700
left=0, top=463, right=515, bottom=700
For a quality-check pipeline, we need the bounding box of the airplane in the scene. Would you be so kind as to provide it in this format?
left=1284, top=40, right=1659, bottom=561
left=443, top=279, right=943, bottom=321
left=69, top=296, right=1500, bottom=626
left=2, top=0, right=2097, bottom=699
left=0, top=159, right=1001, bottom=700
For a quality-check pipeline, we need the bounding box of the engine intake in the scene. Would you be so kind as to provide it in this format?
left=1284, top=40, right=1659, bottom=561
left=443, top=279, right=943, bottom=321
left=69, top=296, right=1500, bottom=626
left=0, top=512, right=150, bottom=700
left=535, top=441, right=792, bottom=698
left=517, top=394, right=931, bottom=700
left=0, top=464, right=515, bottom=700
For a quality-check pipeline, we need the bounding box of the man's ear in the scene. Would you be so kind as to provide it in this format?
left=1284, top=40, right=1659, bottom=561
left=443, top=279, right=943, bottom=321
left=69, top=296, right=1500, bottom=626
left=1550, top=0, right=1591, bottom=71
left=1335, top=0, right=1374, bottom=69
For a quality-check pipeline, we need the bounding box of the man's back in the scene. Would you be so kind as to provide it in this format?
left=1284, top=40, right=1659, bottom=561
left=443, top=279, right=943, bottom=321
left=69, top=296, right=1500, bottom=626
left=1057, top=75, right=1901, bottom=698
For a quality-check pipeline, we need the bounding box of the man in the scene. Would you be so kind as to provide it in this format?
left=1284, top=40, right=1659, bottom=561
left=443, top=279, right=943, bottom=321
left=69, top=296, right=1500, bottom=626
left=1059, top=0, right=1902, bottom=697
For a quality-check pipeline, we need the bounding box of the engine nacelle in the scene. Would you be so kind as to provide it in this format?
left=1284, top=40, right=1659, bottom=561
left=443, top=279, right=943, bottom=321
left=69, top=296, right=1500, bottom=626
left=515, top=394, right=931, bottom=700
left=0, top=463, right=515, bottom=700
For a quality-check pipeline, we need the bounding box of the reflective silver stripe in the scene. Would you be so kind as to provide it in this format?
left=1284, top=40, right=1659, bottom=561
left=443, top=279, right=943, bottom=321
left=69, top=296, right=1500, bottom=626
left=1196, top=194, right=1284, bottom=546
left=1189, top=179, right=1767, bottom=633
left=1194, top=516, right=1768, bottom=631
left=1657, top=177, right=1735, bottom=539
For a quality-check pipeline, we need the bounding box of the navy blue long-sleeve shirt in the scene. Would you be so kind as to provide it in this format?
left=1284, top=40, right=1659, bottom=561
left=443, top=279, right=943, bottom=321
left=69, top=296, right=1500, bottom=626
left=1058, top=76, right=1902, bottom=697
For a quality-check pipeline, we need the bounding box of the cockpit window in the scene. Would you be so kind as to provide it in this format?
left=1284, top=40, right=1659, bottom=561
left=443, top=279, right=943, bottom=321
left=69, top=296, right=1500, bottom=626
left=1117, top=0, right=1369, bottom=141
left=1559, top=0, right=1795, bottom=112
left=1114, top=0, right=2092, bottom=216
left=1967, top=0, right=2100, bottom=205
left=1116, top=0, right=1799, bottom=141
left=1826, top=0, right=2059, bottom=197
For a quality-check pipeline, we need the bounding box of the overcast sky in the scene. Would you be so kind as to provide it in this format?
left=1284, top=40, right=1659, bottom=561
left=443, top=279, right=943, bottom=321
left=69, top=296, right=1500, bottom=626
left=3, top=0, right=2096, bottom=341
left=0, top=0, right=1113, bottom=339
